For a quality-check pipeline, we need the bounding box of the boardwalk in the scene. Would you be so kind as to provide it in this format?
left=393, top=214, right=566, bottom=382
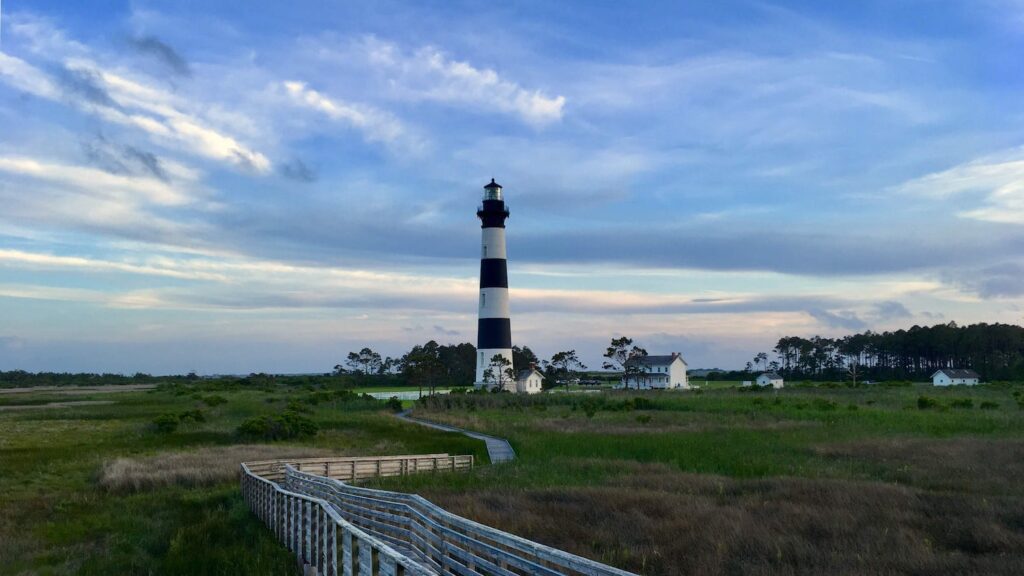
left=241, top=454, right=636, bottom=576
left=395, top=410, right=516, bottom=463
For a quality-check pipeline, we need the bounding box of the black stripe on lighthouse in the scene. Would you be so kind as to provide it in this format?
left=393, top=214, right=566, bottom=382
left=478, top=259, right=508, bottom=288
left=477, top=318, right=512, bottom=349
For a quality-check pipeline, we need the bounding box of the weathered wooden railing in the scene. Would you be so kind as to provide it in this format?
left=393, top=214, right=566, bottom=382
left=241, top=461, right=435, bottom=575
left=242, top=454, right=637, bottom=576
left=246, top=454, right=473, bottom=483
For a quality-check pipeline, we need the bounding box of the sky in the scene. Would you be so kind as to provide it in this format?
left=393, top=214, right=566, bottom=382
left=0, top=1, right=1023, bottom=374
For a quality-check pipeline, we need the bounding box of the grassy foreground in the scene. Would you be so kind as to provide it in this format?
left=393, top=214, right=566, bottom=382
left=0, top=381, right=484, bottom=575
left=385, top=383, right=1024, bottom=575
left=3, top=380, right=1024, bottom=575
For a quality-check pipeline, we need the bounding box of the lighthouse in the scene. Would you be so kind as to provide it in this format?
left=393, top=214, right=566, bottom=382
left=475, top=178, right=514, bottom=389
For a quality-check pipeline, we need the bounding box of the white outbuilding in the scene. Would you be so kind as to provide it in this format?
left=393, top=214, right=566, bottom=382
left=620, top=353, right=689, bottom=390
left=513, top=365, right=545, bottom=394
left=931, top=369, right=980, bottom=386
left=756, top=373, right=784, bottom=388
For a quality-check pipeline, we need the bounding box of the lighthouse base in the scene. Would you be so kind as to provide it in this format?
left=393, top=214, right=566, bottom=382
left=474, top=348, right=515, bottom=391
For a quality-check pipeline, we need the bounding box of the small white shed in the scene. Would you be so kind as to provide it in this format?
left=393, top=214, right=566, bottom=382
left=931, top=369, right=980, bottom=386
left=514, top=366, right=545, bottom=394
left=756, top=373, right=784, bottom=388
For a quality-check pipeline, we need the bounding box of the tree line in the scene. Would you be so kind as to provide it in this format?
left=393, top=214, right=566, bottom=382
left=731, top=322, right=1024, bottom=382
left=336, top=342, right=590, bottom=391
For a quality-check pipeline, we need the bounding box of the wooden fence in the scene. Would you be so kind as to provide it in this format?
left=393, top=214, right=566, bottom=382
left=241, top=461, right=434, bottom=576
left=242, top=454, right=637, bottom=576
left=246, top=454, right=474, bottom=483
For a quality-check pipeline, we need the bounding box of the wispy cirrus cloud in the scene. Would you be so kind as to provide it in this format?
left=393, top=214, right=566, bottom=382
left=323, top=35, right=566, bottom=127
left=895, top=146, right=1024, bottom=224
left=0, top=16, right=270, bottom=172
left=281, top=81, right=419, bottom=151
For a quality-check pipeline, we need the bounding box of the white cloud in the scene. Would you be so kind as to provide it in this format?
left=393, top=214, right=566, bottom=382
left=344, top=36, right=566, bottom=126
left=0, top=156, right=193, bottom=206
left=281, top=81, right=409, bottom=147
left=0, top=52, right=61, bottom=100
left=895, top=147, right=1024, bottom=224
left=0, top=25, right=269, bottom=172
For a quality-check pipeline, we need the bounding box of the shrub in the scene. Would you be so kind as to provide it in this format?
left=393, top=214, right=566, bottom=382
left=632, top=397, right=656, bottom=410
left=636, top=414, right=652, bottom=424
left=385, top=397, right=403, bottom=412
left=813, top=399, right=838, bottom=411
left=237, top=412, right=319, bottom=440
left=153, top=413, right=179, bottom=433
left=202, top=395, right=228, bottom=407
left=847, top=403, right=858, bottom=411
left=949, top=398, right=974, bottom=409
left=917, top=396, right=940, bottom=410
left=980, top=401, right=1000, bottom=410
left=286, top=399, right=312, bottom=413
left=178, top=409, right=206, bottom=424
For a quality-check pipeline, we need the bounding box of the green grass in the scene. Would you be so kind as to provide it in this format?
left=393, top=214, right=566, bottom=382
left=393, top=383, right=1024, bottom=489
left=5, top=379, right=1023, bottom=575
left=0, top=383, right=486, bottom=575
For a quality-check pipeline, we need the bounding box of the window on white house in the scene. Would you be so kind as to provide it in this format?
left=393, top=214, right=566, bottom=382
left=481, top=292, right=486, bottom=307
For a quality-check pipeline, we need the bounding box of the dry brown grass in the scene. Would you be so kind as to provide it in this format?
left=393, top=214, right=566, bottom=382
left=425, top=459, right=1024, bottom=576
left=817, top=438, right=1024, bottom=495
left=97, top=444, right=333, bottom=493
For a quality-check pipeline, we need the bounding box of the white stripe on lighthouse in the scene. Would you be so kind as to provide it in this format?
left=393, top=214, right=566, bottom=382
left=481, top=228, right=507, bottom=259
left=478, top=287, right=510, bottom=318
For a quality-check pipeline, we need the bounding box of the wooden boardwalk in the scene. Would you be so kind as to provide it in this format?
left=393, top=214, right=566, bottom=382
left=241, top=454, right=636, bottom=576
left=395, top=410, right=516, bottom=463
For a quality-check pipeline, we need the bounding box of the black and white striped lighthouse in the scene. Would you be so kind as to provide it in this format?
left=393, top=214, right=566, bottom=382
left=475, top=178, right=514, bottom=388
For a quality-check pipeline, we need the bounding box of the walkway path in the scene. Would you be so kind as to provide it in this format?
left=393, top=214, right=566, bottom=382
left=395, top=410, right=516, bottom=463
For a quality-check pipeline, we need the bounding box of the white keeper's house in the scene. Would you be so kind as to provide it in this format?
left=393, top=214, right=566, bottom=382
left=756, top=372, right=785, bottom=388
left=513, top=364, right=545, bottom=394
left=620, top=353, right=689, bottom=389
left=931, top=369, right=980, bottom=386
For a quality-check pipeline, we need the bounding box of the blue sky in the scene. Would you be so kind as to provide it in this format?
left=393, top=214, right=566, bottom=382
left=1, top=1, right=1023, bottom=374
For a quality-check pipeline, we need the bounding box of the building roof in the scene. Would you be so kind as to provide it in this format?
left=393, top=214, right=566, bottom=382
left=484, top=178, right=502, bottom=189
left=932, top=369, right=980, bottom=379
left=758, top=372, right=783, bottom=380
left=517, top=368, right=543, bottom=381
left=625, top=353, right=687, bottom=367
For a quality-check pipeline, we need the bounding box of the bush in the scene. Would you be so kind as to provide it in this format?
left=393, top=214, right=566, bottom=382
left=980, top=401, right=1000, bottom=410
left=949, top=398, right=974, bottom=409
left=917, top=396, right=940, bottom=410
left=286, top=399, right=312, bottom=414
left=153, top=413, right=179, bottom=433
left=237, top=412, right=319, bottom=440
left=813, top=399, right=838, bottom=411
left=178, top=409, right=206, bottom=424
left=202, top=395, right=228, bottom=407
left=636, top=414, right=652, bottom=424
left=632, top=397, right=656, bottom=410
left=385, top=397, right=403, bottom=412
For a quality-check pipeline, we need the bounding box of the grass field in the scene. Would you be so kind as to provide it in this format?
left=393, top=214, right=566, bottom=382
left=384, top=383, right=1024, bottom=575
left=0, top=382, right=485, bottom=575
left=3, top=380, right=1023, bottom=575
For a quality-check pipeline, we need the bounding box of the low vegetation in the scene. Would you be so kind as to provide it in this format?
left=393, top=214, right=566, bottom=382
left=393, top=382, right=1024, bottom=575
left=0, top=376, right=485, bottom=575
left=4, top=371, right=1023, bottom=575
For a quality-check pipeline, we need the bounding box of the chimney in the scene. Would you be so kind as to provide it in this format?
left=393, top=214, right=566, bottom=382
left=529, top=362, right=536, bottom=370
